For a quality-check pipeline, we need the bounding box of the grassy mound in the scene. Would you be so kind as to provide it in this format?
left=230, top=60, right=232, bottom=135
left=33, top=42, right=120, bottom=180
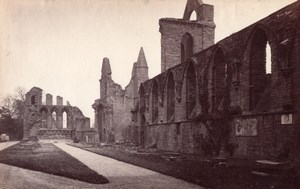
left=0, top=141, right=109, bottom=184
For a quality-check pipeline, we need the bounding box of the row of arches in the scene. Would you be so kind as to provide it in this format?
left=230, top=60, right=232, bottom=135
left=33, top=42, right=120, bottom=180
left=140, top=62, right=204, bottom=124
left=39, top=107, right=69, bottom=129
left=142, top=25, right=279, bottom=124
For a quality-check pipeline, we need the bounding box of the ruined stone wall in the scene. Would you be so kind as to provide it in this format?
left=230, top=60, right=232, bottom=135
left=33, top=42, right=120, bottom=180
left=23, top=87, right=92, bottom=140
left=137, top=2, right=300, bottom=158
left=293, top=7, right=300, bottom=170
left=160, top=3, right=215, bottom=72
left=94, top=48, right=149, bottom=143
left=230, top=113, right=294, bottom=159
left=146, top=122, right=207, bottom=154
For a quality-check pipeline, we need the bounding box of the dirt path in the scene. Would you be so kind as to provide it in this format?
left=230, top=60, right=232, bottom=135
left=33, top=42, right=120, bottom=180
left=55, top=142, right=204, bottom=189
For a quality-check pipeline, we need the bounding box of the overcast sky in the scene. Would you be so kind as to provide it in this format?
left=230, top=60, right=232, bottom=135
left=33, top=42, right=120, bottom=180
left=0, top=0, right=296, bottom=124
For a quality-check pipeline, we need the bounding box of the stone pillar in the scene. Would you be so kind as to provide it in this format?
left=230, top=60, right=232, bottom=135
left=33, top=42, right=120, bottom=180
left=46, top=94, right=53, bottom=105
left=57, top=113, right=63, bottom=129
left=94, top=110, right=98, bottom=130
left=47, top=114, right=52, bottom=129
left=56, top=96, right=63, bottom=105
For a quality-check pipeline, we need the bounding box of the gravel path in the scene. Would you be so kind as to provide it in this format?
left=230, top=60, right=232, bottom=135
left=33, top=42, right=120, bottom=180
left=55, top=142, right=204, bottom=189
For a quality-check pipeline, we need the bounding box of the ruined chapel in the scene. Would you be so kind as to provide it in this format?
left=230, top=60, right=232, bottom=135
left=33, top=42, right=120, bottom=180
left=93, top=0, right=300, bottom=160
left=23, top=87, right=96, bottom=142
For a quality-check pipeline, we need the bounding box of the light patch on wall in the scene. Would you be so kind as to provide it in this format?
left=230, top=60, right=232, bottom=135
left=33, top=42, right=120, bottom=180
left=235, top=118, right=257, bottom=136
left=281, top=114, right=293, bottom=125
left=266, top=42, right=272, bottom=74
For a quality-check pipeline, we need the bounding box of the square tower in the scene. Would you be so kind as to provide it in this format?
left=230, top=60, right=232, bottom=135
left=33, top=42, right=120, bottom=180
left=160, top=0, right=215, bottom=72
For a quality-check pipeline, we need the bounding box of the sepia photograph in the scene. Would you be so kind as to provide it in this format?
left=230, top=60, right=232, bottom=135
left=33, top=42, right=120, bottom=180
left=0, top=0, right=299, bottom=188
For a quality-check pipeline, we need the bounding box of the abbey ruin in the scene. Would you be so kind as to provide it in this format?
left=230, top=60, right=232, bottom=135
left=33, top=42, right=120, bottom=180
left=23, top=87, right=96, bottom=142
left=93, top=0, right=300, bottom=160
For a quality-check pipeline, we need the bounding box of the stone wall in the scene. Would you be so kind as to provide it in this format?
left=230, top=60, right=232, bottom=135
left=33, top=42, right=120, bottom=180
left=135, top=1, right=300, bottom=159
left=146, top=122, right=207, bottom=154
left=231, top=113, right=294, bottom=159
left=160, top=3, right=215, bottom=72
left=23, top=87, right=93, bottom=140
left=93, top=48, right=149, bottom=143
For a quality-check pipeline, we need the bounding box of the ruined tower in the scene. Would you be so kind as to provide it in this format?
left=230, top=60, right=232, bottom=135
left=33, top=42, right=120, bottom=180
left=159, top=0, right=215, bottom=72
left=134, top=47, right=149, bottom=100
left=100, top=57, right=112, bottom=100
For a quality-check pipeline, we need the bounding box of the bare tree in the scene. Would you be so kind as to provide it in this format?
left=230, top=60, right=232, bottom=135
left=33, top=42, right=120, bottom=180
left=0, top=95, right=15, bottom=120
left=0, top=87, right=27, bottom=120
left=13, top=87, right=26, bottom=119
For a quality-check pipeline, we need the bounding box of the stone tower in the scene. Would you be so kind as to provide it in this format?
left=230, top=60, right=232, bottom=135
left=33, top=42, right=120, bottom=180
left=159, top=0, right=215, bottom=72
left=100, top=57, right=112, bottom=100
left=134, top=47, right=149, bottom=98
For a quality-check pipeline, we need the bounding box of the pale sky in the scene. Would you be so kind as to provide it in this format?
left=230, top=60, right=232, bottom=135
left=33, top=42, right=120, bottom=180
left=0, top=0, right=296, bottom=125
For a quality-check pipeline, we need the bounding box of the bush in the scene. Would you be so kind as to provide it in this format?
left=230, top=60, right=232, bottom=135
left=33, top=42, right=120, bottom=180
left=73, top=136, right=80, bottom=143
left=0, top=134, right=9, bottom=142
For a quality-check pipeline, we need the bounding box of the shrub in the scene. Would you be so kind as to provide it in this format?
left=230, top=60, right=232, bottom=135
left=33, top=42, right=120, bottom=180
left=73, top=136, right=80, bottom=143
left=0, top=134, right=9, bottom=142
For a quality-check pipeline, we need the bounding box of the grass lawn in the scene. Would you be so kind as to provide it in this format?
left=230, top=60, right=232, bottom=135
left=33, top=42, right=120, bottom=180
left=69, top=143, right=298, bottom=189
left=0, top=141, right=109, bottom=184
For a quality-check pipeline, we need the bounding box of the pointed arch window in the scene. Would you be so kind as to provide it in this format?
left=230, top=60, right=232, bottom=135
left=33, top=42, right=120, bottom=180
left=167, top=73, right=175, bottom=121
left=139, top=86, right=146, bottom=113
left=152, top=81, right=159, bottom=123
left=51, top=111, right=57, bottom=128
left=181, top=33, right=194, bottom=62
left=62, top=111, right=67, bottom=129
left=190, top=11, right=197, bottom=21
left=186, top=64, right=197, bottom=118
left=40, top=108, right=48, bottom=128
left=249, top=28, right=272, bottom=111
left=212, top=48, right=226, bottom=109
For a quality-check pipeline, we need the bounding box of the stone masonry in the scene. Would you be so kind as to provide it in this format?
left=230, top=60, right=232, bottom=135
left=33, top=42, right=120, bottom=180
left=93, top=48, right=149, bottom=143
left=94, top=0, right=300, bottom=161
left=23, top=87, right=96, bottom=142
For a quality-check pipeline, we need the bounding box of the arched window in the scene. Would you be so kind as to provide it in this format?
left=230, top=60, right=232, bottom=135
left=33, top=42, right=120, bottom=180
left=140, top=114, right=146, bottom=147
left=152, top=80, right=159, bottom=123
left=181, top=33, right=193, bottom=62
left=212, top=48, right=226, bottom=109
left=249, top=28, right=272, bottom=111
left=62, top=111, right=67, bottom=129
left=31, top=95, right=36, bottom=105
left=139, top=86, right=146, bottom=113
left=186, top=63, right=197, bottom=118
left=52, top=111, right=56, bottom=121
left=40, top=108, right=48, bottom=128
left=266, top=42, right=272, bottom=74
left=190, top=11, right=197, bottom=21
left=51, top=111, right=57, bottom=128
left=167, top=73, right=175, bottom=121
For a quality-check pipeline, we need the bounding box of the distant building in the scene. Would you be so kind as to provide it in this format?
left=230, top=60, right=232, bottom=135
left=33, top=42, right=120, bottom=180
left=93, top=0, right=300, bottom=160
left=92, top=48, right=149, bottom=143
left=24, top=87, right=97, bottom=142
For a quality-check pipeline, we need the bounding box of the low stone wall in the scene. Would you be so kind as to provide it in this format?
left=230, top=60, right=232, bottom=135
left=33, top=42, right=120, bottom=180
left=75, top=131, right=98, bottom=143
left=37, top=129, right=74, bottom=139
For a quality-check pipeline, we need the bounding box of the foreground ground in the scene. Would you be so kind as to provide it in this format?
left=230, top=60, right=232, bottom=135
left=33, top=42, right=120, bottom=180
left=55, top=142, right=203, bottom=189
left=0, top=141, right=203, bottom=189
left=0, top=140, right=108, bottom=184
left=69, top=142, right=298, bottom=189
